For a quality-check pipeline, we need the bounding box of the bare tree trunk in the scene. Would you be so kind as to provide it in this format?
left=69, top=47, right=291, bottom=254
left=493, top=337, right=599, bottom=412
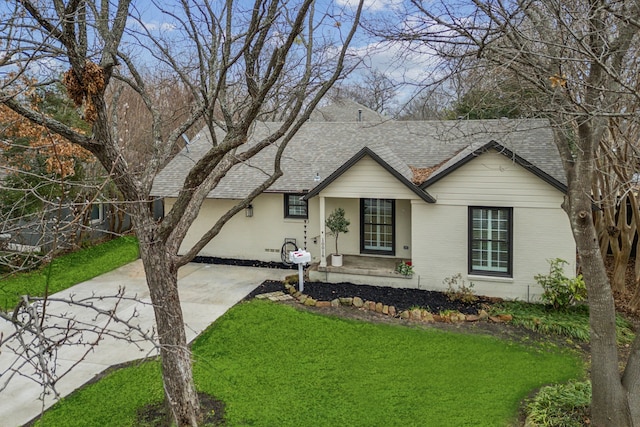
left=138, top=228, right=200, bottom=426
left=611, top=195, right=633, bottom=293
left=612, top=250, right=631, bottom=293
left=631, top=194, right=640, bottom=311
left=630, top=279, right=640, bottom=312
left=568, top=187, right=632, bottom=425
left=564, top=123, right=633, bottom=426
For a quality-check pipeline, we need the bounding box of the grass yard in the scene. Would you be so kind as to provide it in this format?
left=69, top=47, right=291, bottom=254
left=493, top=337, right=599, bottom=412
left=0, top=236, right=139, bottom=311
left=35, top=300, right=585, bottom=427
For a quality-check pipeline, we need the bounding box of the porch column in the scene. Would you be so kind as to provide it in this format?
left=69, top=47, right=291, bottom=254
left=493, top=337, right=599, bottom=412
left=319, top=195, right=327, bottom=267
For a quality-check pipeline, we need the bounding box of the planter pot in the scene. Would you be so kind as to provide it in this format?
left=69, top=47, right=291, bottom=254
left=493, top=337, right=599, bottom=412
left=331, top=254, right=343, bottom=267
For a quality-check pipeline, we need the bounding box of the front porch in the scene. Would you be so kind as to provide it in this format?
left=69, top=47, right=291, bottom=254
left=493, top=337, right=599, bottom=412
left=309, top=255, right=421, bottom=289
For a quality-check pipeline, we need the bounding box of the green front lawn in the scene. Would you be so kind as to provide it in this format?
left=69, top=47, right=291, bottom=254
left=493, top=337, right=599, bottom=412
left=35, top=300, right=585, bottom=427
left=0, top=236, right=139, bottom=311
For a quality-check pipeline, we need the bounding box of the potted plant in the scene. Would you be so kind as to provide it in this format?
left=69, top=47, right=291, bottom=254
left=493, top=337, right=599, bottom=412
left=325, top=207, right=350, bottom=267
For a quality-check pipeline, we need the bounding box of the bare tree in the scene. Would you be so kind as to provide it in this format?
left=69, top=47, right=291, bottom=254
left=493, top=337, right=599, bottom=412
left=377, top=0, right=640, bottom=425
left=0, top=291, right=156, bottom=402
left=1, top=0, right=363, bottom=425
left=396, top=89, right=450, bottom=120
left=331, top=68, right=398, bottom=114
left=592, top=114, right=640, bottom=297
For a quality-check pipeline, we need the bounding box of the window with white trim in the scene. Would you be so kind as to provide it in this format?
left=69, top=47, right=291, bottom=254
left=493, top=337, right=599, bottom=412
left=90, top=203, right=104, bottom=225
left=468, top=207, right=512, bottom=276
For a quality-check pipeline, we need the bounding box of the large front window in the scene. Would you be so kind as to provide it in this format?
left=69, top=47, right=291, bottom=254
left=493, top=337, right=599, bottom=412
left=361, top=198, right=395, bottom=255
left=469, top=207, right=512, bottom=276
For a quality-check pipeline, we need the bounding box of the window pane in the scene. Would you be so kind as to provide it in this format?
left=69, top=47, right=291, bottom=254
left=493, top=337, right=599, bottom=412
left=362, top=199, right=394, bottom=253
left=91, top=204, right=101, bottom=221
left=286, top=194, right=307, bottom=218
left=470, top=207, right=510, bottom=274
left=90, top=204, right=103, bottom=223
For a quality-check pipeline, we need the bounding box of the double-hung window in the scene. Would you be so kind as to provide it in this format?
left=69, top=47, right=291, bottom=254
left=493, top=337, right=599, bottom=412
left=284, top=194, right=308, bottom=219
left=468, top=207, right=512, bottom=276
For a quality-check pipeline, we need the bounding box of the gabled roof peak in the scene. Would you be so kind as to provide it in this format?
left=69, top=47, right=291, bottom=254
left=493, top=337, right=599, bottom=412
left=420, top=140, right=567, bottom=193
left=303, top=146, right=436, bottom=203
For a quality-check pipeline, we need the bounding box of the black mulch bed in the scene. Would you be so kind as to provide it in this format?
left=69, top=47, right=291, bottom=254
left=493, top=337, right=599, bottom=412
left=199, top=257, right=496, bottom=314
left=194, top=255, right=296, bottom=270
left=247, top=280, right=496, bottom=315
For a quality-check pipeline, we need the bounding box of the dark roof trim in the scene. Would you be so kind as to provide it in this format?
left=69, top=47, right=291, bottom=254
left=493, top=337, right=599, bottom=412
left=303, top=147, right=436, bottom=203
left=420, top=140, right=567, bottom=194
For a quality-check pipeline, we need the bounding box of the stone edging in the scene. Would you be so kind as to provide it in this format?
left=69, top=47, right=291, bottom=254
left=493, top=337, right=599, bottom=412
left=281, top=283, right=514, bottom=324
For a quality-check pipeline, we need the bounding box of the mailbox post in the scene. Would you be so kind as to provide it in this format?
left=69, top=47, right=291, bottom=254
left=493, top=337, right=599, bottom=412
left=289, top=249, right=311, bottom=292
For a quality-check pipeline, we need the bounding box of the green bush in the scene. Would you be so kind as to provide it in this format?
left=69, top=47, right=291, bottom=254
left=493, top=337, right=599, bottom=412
left=535, top=258, right=586, bottom=310
left=395, top=261, right=414, bottom=277
left=526, top=380, right=591, bottom=426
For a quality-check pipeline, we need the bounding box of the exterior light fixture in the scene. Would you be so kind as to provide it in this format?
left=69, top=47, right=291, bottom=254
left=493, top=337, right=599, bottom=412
left=245, top=204, right=253, bottom=217
left=314, top=172, right=320, bottom=182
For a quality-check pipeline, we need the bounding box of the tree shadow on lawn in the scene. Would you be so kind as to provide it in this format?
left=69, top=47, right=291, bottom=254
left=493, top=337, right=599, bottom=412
left=135, top=392, right=225, bottom=427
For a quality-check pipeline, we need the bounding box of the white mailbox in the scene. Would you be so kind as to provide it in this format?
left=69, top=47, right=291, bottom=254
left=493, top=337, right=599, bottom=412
left=290, top=249, right=311, bottom=264
left=289, top=249, right=311, bottom=292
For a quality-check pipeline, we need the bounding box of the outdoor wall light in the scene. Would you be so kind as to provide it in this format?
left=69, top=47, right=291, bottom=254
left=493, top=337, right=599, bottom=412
left=245, top=204, right=253, bottom=217
left=314, top=172, right=321, bottom=182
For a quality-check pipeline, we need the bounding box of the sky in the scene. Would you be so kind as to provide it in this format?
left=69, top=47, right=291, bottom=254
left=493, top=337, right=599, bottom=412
left=0, top=0, right=443, bottom=108
left=125, top=0, right=440, bottom=104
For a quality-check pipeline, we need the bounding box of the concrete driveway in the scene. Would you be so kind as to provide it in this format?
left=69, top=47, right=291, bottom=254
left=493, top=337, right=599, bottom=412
left=0, top=260, right=288, bottom=427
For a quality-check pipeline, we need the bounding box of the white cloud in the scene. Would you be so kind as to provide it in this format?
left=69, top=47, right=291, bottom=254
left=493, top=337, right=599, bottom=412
left=128, top=19, right=176, bottom=33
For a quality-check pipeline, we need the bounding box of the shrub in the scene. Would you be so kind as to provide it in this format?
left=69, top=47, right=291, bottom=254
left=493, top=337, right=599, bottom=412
left=535, top=258, right=586, bottom=310
left=395, top=261, right=414, bottom=277
left=443, top=273, right=477, bottom=303
left=284, top=274, right=299, bottom=286
left=526, top=380, right=591, bottom=426
left=492, top=300, right=635, bottom=344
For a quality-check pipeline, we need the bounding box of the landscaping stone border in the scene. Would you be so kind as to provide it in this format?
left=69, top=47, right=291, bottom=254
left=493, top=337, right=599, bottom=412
left=281, top=283, right=513, bottom=324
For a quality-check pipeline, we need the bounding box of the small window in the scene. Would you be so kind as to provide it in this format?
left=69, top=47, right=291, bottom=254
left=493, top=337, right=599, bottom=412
left=468, top=206, right=512, bottom=277
left=284, top=194, right=307, bottom=219
left=90, top=203, right=104, bottom=224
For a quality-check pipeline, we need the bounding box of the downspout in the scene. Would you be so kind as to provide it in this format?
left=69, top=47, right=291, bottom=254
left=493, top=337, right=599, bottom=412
left=320, top=195, right=327, bottom=267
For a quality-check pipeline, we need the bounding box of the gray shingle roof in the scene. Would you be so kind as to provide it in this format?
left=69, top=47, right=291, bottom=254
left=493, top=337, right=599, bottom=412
left=151, top=118, right=565, bottom=199
left=309, top=98, right=388, bottom=122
